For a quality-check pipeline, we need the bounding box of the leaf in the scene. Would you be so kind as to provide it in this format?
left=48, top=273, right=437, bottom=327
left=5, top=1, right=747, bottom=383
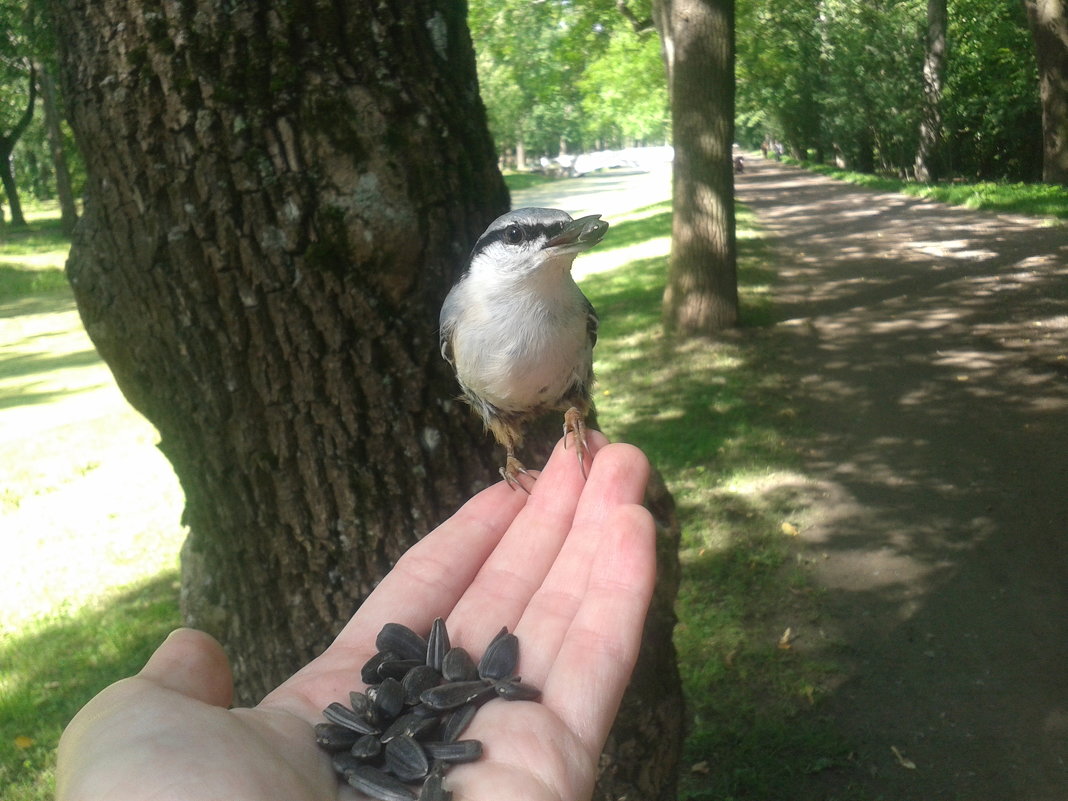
left=891, top=745, right=917, bottom=770
left=14, top=735, right=34, bottom=749
left=689, top=761, right=711, bottom=774
left=781, top=521, right=799, bottom=536
left=777, top=627, right=796, bottom=650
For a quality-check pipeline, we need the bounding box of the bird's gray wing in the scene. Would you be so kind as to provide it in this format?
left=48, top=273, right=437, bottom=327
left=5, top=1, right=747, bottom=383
left=585, top=296, right=599, bottom=349
left=439, top=286, right=460, bottom=366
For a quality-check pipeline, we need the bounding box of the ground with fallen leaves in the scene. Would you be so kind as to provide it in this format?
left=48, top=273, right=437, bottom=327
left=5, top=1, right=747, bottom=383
left=737, top=159, right=1068, bottom=800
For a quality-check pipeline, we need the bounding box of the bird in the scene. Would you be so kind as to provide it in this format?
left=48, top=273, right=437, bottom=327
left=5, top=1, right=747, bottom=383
left=439, top=207, right=609, bottom=491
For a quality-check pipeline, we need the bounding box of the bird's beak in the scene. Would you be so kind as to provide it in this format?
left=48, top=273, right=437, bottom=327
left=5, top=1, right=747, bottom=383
left=544, top=215, right=609, bottom=252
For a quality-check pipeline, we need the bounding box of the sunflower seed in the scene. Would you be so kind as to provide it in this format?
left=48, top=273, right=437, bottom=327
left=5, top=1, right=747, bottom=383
left=385, top=734, right=430, bottom=782
left=494, top=678, right=542, bottom=702
left=362, top=650, right=399, bottom=685
left=439, top=702, right=478, bottom=743
left=441, top=647, right=478, bottom=682
left=381, top=709, right=440, bottom=743
left=402, top=664, right=442, bottom=705
left=345, top=764, right=419, bottom=801
left=372, top=676, right=406, bottom=721
left=419, top=764, right=451, bottom=801
left=323, top=701, right=379, bottom=734
left=350, top=690, right=372, bottom=717
left=376, top=623, right=429, bottom=662
left=314, top=722, right=361, bottom=751
left=318, top=619, right=541, bottom=798
left=426, top=617, right=450, bottom=671
left=351, top=733, right=383, bottom=759
left=419, top=680, right=495, bottom=711
left=424, top=739, right=483, bottom=763
left=379, top=658, right=426, bottom=681
left=477, top=629, right=519, bottom=681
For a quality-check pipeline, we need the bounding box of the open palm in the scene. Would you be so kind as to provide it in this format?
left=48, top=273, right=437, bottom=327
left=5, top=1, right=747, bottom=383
left=57, top=434, right=656, bottom=801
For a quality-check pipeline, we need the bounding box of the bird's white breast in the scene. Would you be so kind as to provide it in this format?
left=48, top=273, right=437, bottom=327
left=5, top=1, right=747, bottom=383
left=449, top=268, right=590, bottom=412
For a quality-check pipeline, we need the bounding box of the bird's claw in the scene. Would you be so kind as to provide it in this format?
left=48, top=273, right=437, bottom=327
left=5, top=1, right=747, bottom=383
left=501, top=456, right=534, bottom=494
left=562, top=406, right=591, bottom=479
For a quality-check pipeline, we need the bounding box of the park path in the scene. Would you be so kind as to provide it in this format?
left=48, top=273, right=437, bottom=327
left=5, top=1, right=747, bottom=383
left=736, top=158, right=1068, bottom=799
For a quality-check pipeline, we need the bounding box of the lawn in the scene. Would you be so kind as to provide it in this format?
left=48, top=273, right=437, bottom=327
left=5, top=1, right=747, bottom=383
left=781, top=156, right=1068, bottom=219
left=0, top=197, right=845, bottom=800
left=0, top=208, right=186, bottom=799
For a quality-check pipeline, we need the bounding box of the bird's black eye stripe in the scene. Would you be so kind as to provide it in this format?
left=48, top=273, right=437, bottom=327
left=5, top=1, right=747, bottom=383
left=472, top=221, right=557, bottom=256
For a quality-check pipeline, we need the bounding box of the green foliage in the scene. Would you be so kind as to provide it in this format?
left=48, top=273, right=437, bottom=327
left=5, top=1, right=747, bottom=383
left=470, top=0, right=666, bottom=157
left=943, top=0, right=1040, bottom=179
left=737, top=0, right=1043, bottom=181
left=578, top=25, right=669, bottom=145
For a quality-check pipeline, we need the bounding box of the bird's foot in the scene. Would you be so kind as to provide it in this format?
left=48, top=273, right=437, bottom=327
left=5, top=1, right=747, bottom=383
left=562, top=406, right=591, bottom=479
left=500, top=455, right=534, bottom=494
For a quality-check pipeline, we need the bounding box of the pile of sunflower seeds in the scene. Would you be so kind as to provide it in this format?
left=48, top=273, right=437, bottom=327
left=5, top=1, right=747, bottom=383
left=315, top=618, right=541, bottom=801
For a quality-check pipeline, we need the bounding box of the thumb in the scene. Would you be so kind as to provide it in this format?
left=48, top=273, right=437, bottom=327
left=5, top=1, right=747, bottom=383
left=139, top=627, right=234, bottom=707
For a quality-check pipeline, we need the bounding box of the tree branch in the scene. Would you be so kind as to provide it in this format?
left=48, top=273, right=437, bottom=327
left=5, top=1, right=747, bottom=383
left=617, top=0, right=656, bottom=35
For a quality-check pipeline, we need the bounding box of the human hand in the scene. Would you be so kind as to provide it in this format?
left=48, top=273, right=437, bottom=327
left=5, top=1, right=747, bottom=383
left=57, top=433, right=656, bottom=801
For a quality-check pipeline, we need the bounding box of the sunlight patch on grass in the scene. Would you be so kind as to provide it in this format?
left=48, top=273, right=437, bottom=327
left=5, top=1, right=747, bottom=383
left=0, top=290, right=186, bottom=633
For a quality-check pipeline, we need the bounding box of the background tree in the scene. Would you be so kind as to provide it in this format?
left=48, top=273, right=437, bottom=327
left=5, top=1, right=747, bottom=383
left=0, top=58, right=36, bottom=228
left=35, top=61, right=78, bottom=233
left=51, top=0, right=681, bottom=797
left=915, top=0, right=947, bottom=181
left=654, top=0, right=738, bottom=335
left=1023, top=0, right=1068, bottom=184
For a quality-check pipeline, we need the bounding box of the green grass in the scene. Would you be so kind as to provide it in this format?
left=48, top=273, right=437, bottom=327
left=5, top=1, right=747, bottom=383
left=0, top=212, right=72, bottom=301
left=584, top=203, right=851, bottom=798
left=0, top=211, right=186, bottom=801
left=0, top=575, right=180, bottom=798
left=783, top=157, right=1068, bottom=219
left=502, top=171, right=560, bottom=192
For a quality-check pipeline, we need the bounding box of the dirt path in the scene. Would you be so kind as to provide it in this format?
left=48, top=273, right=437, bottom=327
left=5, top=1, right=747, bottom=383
left=736, top=159, right=1068, bottom=799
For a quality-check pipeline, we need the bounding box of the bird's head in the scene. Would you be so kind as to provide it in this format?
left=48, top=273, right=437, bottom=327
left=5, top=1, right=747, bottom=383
left=467, top=208, right=609, bottom=278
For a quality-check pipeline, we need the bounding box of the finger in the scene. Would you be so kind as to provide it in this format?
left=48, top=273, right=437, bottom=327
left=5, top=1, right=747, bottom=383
left=541, top=503, right=656, bottom=756
left=513, top=443, right=651, bottom=682
left=139, top=628, right=233, bottom=708
left=446, top=431, right=610, bottom=651
left=340, top=478, right=528, bottom=648
left=267, top=480, right=527, bottom=710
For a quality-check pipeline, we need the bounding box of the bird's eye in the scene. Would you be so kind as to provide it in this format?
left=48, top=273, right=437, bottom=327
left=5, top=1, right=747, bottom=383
left=503, top=224, right=524, bottom=245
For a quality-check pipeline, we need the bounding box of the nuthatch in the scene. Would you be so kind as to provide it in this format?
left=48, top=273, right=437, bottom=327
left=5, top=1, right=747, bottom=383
left=439, top=207, right=608, bottom=490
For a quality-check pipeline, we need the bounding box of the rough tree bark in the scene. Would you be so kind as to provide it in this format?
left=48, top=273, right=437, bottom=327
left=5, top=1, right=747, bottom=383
left=654, top=0, right=738, bottom=335
left=0, top=63, right=37, bottom=228
left=37, top=63, right=79, bottom=235
left=1024, top=0, right=1068, bottom=184
left=52, top=0, right=682, bottom=796
left=914, top=0, right=947, bottom=183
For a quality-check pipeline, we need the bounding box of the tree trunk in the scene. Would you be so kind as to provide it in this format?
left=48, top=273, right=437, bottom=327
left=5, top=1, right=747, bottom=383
left=53, top=0, right=509, bottom=703
left=37, top=63, right=79, bottom=235
left=914, top=0, right=947, bottom=183
left=0, top=64, right=37, bottom=228
left=52, top=0, right=682, bottom=797
left=1024, top=0, right=1068, bottom=184
left=654, top=0, right=738, bottom=335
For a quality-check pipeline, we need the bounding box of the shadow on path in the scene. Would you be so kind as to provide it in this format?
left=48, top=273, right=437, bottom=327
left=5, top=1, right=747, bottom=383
left=737, top=159, right=1068, bottom=800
